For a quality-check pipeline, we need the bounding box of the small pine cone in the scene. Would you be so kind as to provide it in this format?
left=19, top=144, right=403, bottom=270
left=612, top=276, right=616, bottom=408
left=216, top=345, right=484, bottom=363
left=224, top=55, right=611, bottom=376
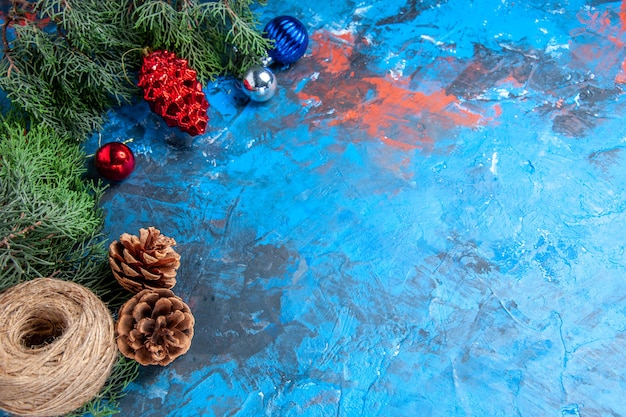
left=109, top=227, right=180, bottom=293
left=138, top=50, right=209, bottom=136
left=116, top=288, right=195, bottom=366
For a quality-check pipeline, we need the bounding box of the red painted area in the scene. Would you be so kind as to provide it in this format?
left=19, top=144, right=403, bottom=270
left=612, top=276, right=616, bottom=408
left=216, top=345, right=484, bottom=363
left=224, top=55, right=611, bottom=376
left=496, top=76, right=525, bottom=89
left=614, top=61, right=626, bottom=85
left=329, top=77, right=485, bottom=148
left=573, top=4, right=626, bottom=83
left=311, top=30, right=354, bottom=74
left=576, top=9, right=626, bottom=48
left=617, top=0, right=626, bottom=84
left=296, top=30, right=496, bottom=151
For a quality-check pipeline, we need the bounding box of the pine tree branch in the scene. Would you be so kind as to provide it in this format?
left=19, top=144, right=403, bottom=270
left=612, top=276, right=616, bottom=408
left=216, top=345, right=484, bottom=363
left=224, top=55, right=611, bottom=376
left=1, top=0, right=39, bottom=76
left=0, top=0, right=270, bottom=141
left=0, top=121, right=106, bottom=287
left=0, top=219, right=43, bottom=249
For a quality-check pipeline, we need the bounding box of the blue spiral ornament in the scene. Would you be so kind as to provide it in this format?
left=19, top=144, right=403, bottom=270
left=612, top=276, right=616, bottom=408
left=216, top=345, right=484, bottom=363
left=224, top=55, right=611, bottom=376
left=264, top=16, right=309, bottom=65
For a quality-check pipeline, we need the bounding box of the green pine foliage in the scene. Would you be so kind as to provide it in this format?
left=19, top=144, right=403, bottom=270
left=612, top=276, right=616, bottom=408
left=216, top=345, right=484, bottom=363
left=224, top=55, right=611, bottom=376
left=0, top=120, right=140, bottom=416
left=0, top=0, right=144, bottom=141
left=1, top=0, right=271, bottom=142
left=0, top=121, right=103, bottom=287
left=133, top=0, right=270, bottom=81
left=66, top=356, right=141, bottom=417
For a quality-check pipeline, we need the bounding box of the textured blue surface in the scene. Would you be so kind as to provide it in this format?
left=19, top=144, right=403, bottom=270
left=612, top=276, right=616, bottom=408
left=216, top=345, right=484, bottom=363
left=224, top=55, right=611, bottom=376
left=82, top=1, right=626, bottom=416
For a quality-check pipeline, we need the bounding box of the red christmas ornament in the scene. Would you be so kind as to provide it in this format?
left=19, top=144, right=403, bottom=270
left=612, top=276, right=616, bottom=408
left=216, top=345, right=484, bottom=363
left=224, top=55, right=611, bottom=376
left=95, top=142, right=135, bottom=181
left=138, top=50, right=209, bottom=136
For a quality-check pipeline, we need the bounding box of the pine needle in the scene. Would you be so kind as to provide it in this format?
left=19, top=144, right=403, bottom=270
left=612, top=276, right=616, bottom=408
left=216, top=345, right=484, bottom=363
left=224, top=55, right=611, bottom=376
left=0, top=121, right=104, bottom=288
left=0, top=0, right=270, bottom=142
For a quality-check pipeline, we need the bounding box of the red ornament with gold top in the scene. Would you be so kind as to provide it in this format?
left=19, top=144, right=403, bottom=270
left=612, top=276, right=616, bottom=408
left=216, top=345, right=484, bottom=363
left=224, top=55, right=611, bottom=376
left=138, top=50, right=209, bottom=136
left=95, top=141, right=135, bottom=181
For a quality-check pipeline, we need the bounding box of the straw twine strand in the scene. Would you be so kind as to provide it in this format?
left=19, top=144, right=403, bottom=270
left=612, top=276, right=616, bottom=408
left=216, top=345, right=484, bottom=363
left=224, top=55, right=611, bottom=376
left=0, top=278, right=118, bottom=417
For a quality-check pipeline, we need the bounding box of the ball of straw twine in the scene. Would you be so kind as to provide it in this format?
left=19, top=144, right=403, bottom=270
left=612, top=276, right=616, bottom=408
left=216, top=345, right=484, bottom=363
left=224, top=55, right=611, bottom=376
left=0, top=278, right=118, bottom=417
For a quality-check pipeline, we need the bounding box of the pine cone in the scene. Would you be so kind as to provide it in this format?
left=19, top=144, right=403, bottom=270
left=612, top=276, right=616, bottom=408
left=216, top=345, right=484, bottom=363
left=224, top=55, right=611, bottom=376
left=109, top=227, right=180, bottom=293
left=138, top=50, right=209, bottom=136
left=116, top=288, right=195, bottom=366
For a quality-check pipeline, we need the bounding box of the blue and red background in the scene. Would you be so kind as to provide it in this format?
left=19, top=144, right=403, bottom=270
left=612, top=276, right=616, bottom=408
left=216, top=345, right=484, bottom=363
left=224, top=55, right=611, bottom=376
left=81, top=0, right=626, bottom=415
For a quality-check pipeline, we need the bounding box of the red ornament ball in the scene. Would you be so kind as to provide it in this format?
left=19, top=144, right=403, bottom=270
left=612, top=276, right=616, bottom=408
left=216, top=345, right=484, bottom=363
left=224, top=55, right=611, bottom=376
left=95, top=142, right=135, bottom=181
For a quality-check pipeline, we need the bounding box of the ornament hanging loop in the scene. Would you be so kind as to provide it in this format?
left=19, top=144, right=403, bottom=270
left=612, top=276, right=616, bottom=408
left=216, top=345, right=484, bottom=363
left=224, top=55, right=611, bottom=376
left=121, top=47, right=152, bottom=87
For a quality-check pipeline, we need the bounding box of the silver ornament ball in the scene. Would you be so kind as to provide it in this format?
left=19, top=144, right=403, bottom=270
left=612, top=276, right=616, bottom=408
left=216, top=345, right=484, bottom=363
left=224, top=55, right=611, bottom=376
left=241, top=65, right=277, bottom=102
